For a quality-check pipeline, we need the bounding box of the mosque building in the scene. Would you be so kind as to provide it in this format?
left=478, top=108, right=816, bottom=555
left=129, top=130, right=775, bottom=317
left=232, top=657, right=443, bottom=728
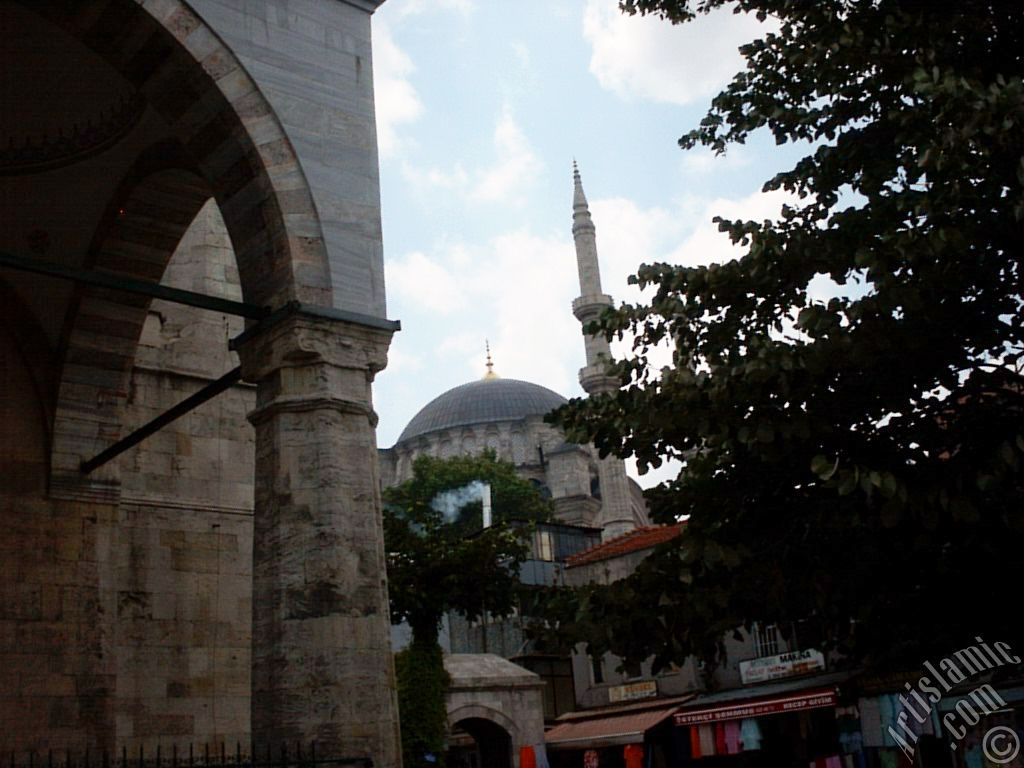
left=379, top=164, right=649, bottom=540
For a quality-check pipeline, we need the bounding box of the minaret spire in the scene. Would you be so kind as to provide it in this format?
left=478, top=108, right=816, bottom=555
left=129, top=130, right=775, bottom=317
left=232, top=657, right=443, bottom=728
left=572, top=161, right=603, bottom=296
left=570, top=162, right=640, bottom=541
left=571, top=162, right=614, bottom=383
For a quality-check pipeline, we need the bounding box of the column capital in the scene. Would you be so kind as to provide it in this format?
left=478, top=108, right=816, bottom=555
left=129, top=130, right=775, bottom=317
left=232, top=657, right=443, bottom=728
left=235, top=312, right=394, bottom=429
left=235, top=312, right=394, bottom=383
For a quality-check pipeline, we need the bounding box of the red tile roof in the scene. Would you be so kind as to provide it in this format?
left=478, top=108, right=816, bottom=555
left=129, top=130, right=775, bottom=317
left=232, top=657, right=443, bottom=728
left=565, top=523, right=685, bottom=568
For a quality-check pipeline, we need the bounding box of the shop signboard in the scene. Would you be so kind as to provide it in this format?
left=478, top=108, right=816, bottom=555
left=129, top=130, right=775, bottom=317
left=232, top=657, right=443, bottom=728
left=739, top=648, right=825, bottom=685
left=674, top=688, right=838, bottom=726
left=608, top=680, right=658, bottom=703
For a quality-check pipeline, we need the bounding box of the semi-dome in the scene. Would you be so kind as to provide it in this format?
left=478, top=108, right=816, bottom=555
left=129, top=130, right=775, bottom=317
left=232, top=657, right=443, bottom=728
left=397, top=377, right=568, bottom=444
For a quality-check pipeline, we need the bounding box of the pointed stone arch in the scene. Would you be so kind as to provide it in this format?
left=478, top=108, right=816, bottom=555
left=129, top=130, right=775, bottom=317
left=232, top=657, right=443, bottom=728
left=26, top=0, right=334, bottom=488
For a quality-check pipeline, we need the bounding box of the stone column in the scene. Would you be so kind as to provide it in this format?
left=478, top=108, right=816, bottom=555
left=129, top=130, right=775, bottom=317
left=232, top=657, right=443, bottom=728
left=237, top=314, right=400, bottom=767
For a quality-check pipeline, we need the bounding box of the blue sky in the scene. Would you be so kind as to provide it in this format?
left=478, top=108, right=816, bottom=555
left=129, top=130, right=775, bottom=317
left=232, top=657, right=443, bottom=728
left=370, top=0, right=801, bottom=487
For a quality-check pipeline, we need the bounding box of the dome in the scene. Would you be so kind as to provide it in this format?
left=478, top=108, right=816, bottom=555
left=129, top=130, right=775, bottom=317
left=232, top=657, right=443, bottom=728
left=397, top=377, right=568, bottom=444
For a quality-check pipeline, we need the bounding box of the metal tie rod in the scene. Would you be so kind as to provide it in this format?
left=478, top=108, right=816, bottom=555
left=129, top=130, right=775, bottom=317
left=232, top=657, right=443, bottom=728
left=0, top=250, right=269, bottom=319
left=80, top=366, right=242, bottom=474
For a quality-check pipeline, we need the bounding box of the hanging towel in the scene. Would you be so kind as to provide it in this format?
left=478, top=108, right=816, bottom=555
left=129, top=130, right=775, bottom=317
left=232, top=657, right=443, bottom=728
left=715, top=722, right=727, bottom=755
left=690, top=726, right=702, bottom=759
left=740, top=718, right=763, bottom=751
left=519, top=746, right=536, bottom=768
left=826, top=757, right=842, bottom=768
left=623, top=744, right=644, bottom=768
left=533, top=743, right=550, bottom=768
left=859, top=697, right=884, bottom=747
left=724, top=720, right=742, bottom=754
left=699, top=724, right=716, bottom=756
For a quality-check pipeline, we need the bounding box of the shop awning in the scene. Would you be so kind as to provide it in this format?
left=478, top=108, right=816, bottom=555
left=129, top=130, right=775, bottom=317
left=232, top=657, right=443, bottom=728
left=546, top=696, right=694, bottom=750
left=671, top=684, right=839, bottom=729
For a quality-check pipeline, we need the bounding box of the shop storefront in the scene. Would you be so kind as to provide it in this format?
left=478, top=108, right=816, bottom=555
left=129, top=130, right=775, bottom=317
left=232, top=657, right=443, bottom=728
left=847, top=676, right=1024, bottom=766
left=545, top=695, right=694, bottom=768
left=672, top=675, right=850, bottom=767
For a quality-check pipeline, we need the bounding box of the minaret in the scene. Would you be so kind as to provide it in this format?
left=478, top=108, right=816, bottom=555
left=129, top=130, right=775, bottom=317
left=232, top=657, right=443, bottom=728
left=571, top=162, right=636, bottom=541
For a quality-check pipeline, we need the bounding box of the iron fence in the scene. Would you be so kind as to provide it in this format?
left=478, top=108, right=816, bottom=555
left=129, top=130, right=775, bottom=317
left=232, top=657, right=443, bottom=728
left=5, top=744, right=371, bottom=768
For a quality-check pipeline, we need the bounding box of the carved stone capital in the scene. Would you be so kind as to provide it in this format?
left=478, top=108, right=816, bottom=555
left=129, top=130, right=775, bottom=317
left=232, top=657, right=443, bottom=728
left=236, top=313, right=393, bottom=383
left=235, top=313, right=394, bottom=428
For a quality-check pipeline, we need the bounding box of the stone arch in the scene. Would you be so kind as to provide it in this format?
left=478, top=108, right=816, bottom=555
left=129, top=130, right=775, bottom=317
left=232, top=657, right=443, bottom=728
left=50, top=154, right=219, bottom=485
left=25, top=0, right=335, bottom=484
left=447, top=703, right=521, bottom=746
left=23, top=0, right=330, bottom=308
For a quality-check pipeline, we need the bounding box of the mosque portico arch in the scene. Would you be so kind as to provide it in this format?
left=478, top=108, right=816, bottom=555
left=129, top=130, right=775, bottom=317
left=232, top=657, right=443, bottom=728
left=1, top=0, right=398, bottom=763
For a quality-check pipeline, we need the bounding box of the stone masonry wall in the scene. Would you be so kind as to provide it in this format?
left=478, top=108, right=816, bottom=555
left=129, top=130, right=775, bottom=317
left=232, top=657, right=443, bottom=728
left=1, top=303, right=116, bottom=754
left=112, top=200, right=255, bottom=749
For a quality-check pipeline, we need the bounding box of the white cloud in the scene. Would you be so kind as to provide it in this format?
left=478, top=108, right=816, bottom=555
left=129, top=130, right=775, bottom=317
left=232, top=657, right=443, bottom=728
left=473, top=106, right=545, bottom=204
left=385, top=230, right=581, bottom=397
left=681, top=145, right=752, bottom=175
left=397, top=106, right=544, bottom=206
left=386, top=346, right=425, bottom=375
left=510, top=40, right=530, bottom=69
left=667, top=188, right=793, bottom=268
left=372, top=21, right=423, bottom=159
left=386, top=251, right=466, bottom=314
left=401, top=160, right=470, bottom=190
left=582, top=0, right=770, bottom=106
left=391, top=0, right=475, bottom=18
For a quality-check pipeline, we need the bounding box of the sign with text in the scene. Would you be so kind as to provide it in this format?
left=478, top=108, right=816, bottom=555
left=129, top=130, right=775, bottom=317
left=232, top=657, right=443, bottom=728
left=608, top=680, right=658, bottom=703
left=674, top=689, right=838, bottom=726
left=739, top=648, right=825, bottom=685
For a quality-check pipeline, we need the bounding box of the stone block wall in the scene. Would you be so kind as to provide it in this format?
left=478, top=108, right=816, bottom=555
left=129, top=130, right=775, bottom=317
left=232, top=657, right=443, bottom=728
left=111, top=200, right=256, bottom=749
left=1, top=309, right=116, bottom=753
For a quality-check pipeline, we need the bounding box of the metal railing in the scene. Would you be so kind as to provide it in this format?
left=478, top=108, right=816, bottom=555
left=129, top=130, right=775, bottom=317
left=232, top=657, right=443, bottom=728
left=5, top=744, right=371, bottom=768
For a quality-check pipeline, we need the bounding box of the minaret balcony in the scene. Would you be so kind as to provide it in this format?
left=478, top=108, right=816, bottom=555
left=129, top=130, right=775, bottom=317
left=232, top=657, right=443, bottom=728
left=572, top=293, right=614, bottom=322
left=578, top=362, right=618, bottom=395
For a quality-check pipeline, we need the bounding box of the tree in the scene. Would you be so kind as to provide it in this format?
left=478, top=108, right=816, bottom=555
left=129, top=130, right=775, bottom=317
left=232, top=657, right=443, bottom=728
left=384, top=452, right=552, bottom=768
left=545, top=0, right=1024, bottom=672
left=384, top=450, right=553, bottom=643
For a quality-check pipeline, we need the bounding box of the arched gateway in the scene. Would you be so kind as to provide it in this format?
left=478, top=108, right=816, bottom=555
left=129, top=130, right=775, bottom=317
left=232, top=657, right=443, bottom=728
left=1, top=1, right=398, bottom=765
left=445, top=655, right=546, bottom=768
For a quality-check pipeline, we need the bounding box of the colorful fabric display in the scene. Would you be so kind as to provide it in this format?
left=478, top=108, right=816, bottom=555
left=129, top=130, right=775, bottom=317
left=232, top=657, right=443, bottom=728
left=858, top=697, right=884, bottom=747
left=879, top=695, right=897, bottom=747
left=698, top=724, right=716, bottom=756
left=836, top=707, right=863, bottom=754
left=533, top=743, right=550, bottom=768
left=690, top=726, right=702, bottom=759
left=724, top=720, right=742, bottom=755
left=623, top=744, right=644, bottom=768
left=519, top=746, right=536, bottom=768
left=740, top=718, right=763, bottom=751
left=826, top=757, right=842, bottom=768
left=715, top=722, right=727, bottom=755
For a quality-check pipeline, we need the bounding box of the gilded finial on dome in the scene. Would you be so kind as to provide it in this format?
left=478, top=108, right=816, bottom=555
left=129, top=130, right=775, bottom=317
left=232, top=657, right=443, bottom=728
left=484, top=340, right=499, bottom=380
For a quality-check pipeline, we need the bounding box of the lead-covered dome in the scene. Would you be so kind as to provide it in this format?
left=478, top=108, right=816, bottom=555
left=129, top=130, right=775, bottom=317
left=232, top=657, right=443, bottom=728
left=397, top=378, right=568, bottom=444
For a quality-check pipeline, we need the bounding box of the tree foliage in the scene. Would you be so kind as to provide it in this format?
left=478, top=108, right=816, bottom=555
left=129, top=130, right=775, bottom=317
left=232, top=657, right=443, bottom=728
left=384, top=451, right=552, bottom=644
left=546, top=0, right=1024, bottom=671
left=395, top=638, right=450, bottom=768
left=385, top=453, right=552, bottom=766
